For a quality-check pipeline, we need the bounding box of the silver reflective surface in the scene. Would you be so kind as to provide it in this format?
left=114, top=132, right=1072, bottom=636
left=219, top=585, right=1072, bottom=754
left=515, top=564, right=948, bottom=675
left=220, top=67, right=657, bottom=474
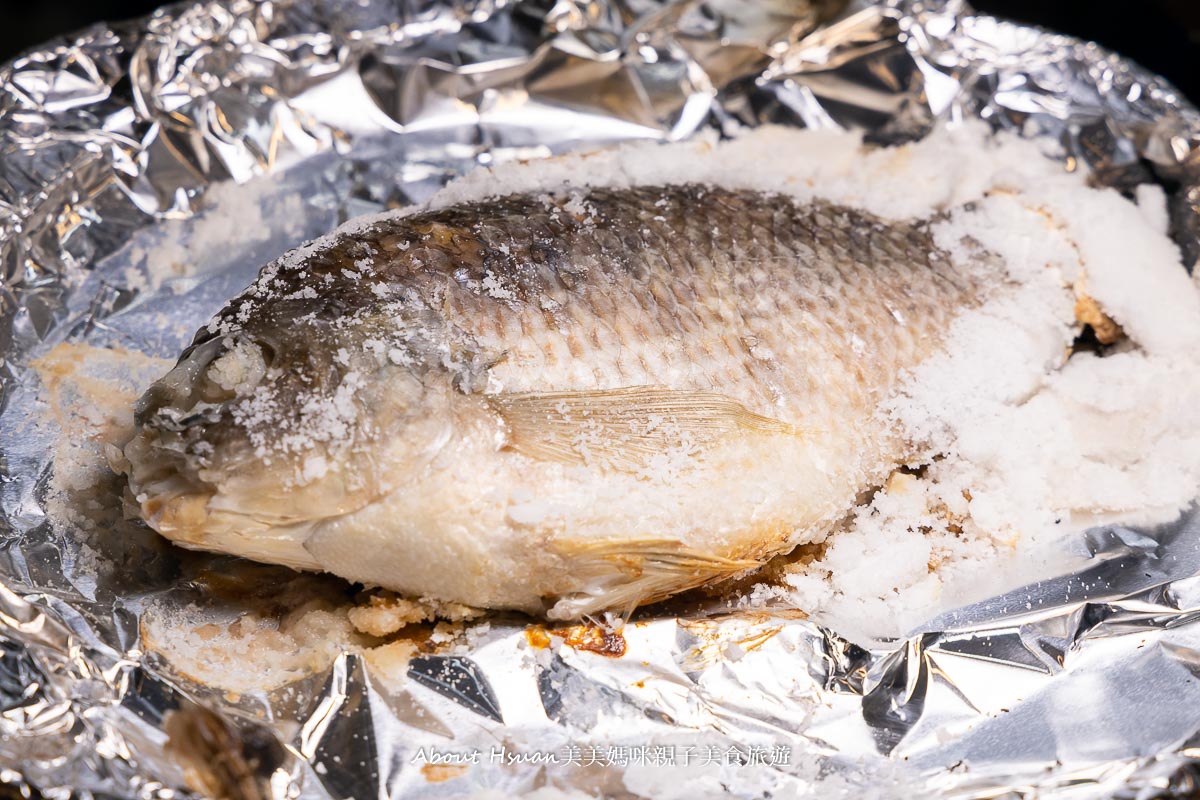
left=3, top=0, right=1200, bottom=797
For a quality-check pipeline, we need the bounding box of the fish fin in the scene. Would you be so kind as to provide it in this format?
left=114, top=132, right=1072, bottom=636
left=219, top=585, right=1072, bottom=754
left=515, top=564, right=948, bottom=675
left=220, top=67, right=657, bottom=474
left=488, top=386, right=800, bottom=471
left=546, top=537, right=765, bottom=620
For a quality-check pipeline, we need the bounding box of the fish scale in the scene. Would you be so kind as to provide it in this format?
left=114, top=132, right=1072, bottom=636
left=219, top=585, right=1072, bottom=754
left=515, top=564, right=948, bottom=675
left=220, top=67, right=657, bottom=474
left=122, top=183, right=999, bottom=618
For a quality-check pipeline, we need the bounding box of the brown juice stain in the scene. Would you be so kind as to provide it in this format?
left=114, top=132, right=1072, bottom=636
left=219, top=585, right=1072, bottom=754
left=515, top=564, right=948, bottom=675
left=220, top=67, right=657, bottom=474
left=733, top=625, right=783, bottom=654
left=525, top=623, right=627, bottom=658
left=377, top=621, right=447, bottom=654
left=561, top=624, right=626, bottom=657
left=524, top=627, right=551, bottom=649
left=421, top=763, right=468, bottom=783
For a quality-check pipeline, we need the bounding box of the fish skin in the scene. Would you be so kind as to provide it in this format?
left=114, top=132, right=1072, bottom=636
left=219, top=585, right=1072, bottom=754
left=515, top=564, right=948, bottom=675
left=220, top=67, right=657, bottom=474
left=122, top=184, right=997, bottom=618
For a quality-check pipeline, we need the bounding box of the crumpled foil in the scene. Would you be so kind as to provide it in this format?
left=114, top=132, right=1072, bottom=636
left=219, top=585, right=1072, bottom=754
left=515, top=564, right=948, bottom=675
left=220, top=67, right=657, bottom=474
left=3, top=0, right=1200, bottom=797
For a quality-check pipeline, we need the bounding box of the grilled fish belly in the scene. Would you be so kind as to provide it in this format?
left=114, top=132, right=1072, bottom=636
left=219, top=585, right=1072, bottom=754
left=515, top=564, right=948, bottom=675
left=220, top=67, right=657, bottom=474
left=122, top=184, right=998, bottom=618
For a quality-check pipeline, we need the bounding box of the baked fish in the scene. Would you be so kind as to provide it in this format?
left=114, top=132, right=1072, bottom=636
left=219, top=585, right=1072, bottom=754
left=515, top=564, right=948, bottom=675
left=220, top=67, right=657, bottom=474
left=121, top=184, right=997, bottom=618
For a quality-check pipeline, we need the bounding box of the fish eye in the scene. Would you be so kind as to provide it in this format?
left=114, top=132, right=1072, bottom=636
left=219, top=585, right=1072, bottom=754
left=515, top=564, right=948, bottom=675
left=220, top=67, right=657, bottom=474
left=254, top=338, right=278, bottom=368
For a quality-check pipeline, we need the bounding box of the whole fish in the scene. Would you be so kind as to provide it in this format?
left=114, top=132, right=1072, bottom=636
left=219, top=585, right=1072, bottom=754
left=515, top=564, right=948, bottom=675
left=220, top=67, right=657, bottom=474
left=122, top=184, right=996, bottom=619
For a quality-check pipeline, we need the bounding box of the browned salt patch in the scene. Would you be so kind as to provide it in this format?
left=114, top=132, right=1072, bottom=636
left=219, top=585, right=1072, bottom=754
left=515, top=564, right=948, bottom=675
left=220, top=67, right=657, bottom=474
left=421, top=763, right=469, bottom=783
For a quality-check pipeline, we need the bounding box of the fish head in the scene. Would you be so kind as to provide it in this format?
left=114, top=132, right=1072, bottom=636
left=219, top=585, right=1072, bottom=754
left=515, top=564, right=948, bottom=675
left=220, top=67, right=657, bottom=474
left=121, top=294, right=493, bottom=567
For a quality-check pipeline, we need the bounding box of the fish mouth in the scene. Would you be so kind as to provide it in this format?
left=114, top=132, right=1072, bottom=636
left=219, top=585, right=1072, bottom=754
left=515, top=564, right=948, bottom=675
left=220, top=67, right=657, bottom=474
left=121, top=423, right=221, bottom=546
left=122, top=436, right=322, bottom=571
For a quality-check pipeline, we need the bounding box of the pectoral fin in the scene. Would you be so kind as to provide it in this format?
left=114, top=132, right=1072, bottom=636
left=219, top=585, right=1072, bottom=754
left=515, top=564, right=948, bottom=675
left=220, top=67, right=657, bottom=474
left=487, top=386, right=800, bottom=471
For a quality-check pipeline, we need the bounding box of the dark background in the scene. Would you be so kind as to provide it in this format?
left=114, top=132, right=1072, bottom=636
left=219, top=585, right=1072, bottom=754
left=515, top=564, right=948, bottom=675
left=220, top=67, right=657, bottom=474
left=1, top=0, right=1198, bottom=102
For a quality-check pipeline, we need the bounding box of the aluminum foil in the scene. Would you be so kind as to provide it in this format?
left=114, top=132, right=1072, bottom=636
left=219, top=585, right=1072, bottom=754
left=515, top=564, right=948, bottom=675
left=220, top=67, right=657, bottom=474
left=3, top=0, right=1200, bottom=797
